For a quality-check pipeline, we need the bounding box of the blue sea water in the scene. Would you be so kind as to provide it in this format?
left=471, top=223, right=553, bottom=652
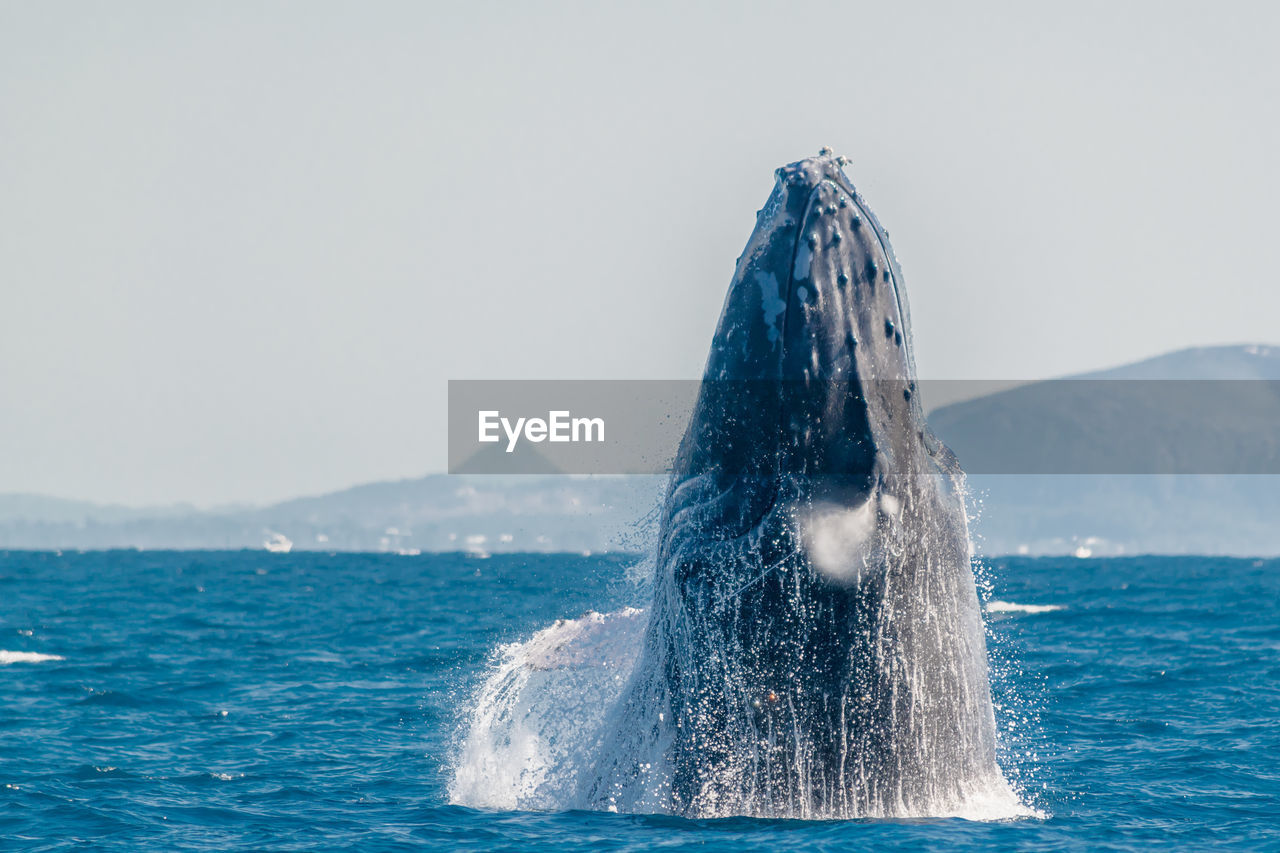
left=0, top=550, right=1277, bottom=851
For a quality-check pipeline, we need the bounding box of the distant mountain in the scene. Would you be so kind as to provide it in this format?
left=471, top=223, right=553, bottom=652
left=0, top=477, right=665, bottom=555
left=1075, top=343, right=1280, bottom=380
left=929, top=344, right=1280, bottom=556
left=0, top=494, right=206, bottom=524
left=3, top=345, right=1278, bottom=556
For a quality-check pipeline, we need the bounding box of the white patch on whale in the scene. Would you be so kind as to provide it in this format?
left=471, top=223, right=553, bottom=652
left=792, top=242, right=812, bottom=280
left=797, top=492, right=904, bottom=585
left=798, top=499, right=878, bottom=585
left=753, top=271, right=786, bottom=346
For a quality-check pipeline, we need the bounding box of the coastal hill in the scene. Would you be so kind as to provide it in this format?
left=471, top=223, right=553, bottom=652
left=3, top=345, right=1278, bottom=556
left=0, top=476, right=663, bottom=555
left=928, top=344, right=1280, bottom=555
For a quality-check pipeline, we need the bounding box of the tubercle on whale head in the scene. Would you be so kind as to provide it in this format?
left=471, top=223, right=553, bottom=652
left=780, top=161, right=920, bottom=483
left=717, top=152, right=917, bottom=381
left=682, top=150, right=928, bottom=487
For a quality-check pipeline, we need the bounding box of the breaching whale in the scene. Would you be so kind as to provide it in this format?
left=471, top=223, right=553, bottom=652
left=580, top=151, right=1011, bottom=818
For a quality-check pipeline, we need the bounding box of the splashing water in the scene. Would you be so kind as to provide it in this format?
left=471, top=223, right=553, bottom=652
left=448, top=608, right=648, bottom=811
left=449, top=531, right=1037, bottom=820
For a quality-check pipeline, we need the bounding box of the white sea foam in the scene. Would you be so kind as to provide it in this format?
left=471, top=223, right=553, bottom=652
left=448, top=608, right=647, bottom=811
left=986, top=600, right=1064, bottom=614
left=449, top=599, right=1037, bottom=821
left=0, top=650, right=64, bottom=665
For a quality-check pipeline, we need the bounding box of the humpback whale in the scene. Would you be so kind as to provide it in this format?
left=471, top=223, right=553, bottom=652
left=580, top=151, right=1010, bottom=818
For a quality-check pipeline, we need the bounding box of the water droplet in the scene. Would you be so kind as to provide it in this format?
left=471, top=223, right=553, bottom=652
left=837, top=272, right=849, bottom=287
left=826, top=205, right=837, bottom=216
left=866, top=259, right=878, bottom=280
left=883, top=268, right=890, bottom=282
left=884, top=318, right=895, bottom=338
left=818, top=146, right=833, bottom=156
left=838, top=197, right=848, bottom=208
left=895, top=330, right=902, bottom=347
left=831, top=231, right=842, bottom=244
left=903, top=387, right=912, bottom=401
left=851, top=215, right=862, bottom=229
left=807, top=233, right=818, bottom=248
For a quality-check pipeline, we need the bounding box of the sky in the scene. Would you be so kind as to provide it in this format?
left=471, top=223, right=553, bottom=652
left=2, top=1, right=1278, bottom=506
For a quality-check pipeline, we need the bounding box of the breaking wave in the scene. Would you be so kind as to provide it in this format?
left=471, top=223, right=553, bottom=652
left=0, top=650, right=64, bottom=665
left=987, top=601, right=1064, bottom=615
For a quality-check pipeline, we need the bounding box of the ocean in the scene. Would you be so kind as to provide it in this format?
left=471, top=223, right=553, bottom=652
left=0, top=550, right=1276, bottom=851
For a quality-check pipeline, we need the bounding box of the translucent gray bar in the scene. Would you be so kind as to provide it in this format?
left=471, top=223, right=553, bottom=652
left=448, top=380, right=1280, bottom=475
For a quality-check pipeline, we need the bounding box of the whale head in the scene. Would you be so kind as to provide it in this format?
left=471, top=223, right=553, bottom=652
left=669, top=151, right=959, bottom=585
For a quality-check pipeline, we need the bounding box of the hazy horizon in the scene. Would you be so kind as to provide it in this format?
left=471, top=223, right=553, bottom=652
left=6, top=341, right=1277, bottom=511
left=4, top=2, right=1279, bottom=505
